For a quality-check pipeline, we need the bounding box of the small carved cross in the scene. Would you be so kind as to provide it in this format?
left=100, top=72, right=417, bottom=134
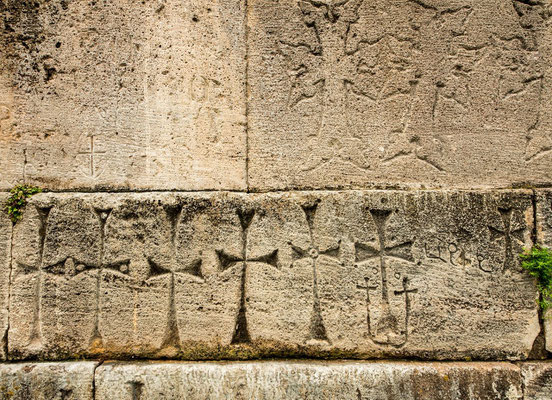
left=488, top=207, right=525, bottom=270
left=78, top=135, right=106, bottom=178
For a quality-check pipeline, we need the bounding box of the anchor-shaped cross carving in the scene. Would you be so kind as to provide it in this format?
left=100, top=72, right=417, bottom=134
left=355, top=209, right=417, bottom=347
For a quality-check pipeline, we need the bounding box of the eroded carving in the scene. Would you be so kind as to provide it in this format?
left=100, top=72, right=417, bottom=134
left=488, top=207, right=526, bottom=271
left=423, top=237, right=489, bottom=273
left=279, top=0, right=371, bottom=172
left=77, top=135, right=106, bottom=179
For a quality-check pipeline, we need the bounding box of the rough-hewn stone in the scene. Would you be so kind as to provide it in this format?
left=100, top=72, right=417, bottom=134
left=0, top=194, right=11, bottom=360
left=7, top=190, right=538, bottom=360
left=95, top=361, right=523, bottom=400
left=0, top=361, right=96, bottom=400
left=521, top=362, right=552, bottom=400
left=248, top=0, right=552, bottom=190
left=536, top=189, right=552, bottom=353
left=0, top=0, right=246, bottom=191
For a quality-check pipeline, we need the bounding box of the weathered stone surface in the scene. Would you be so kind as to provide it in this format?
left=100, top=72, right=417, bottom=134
left=537, top=190, right=552, bottom=249
left=95, top=361, right=523, bottom=400
left=248, top=0, right=552, bottom=190
left=0, top=361, right=96, bottom=400
left=0, top=194, right=11, bottom=360
left=521, top=362, right=552, bottom=400
left=7, top=190, right=538, bottom=360
left=536, top=190, right=552, bottom=353
left=0, top=0, right=246, bottom=191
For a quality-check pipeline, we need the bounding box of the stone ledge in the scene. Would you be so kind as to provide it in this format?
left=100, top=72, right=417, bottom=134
left=4, top=361, right=552, bottom=399
left=1, top=190, right=540, bottom=361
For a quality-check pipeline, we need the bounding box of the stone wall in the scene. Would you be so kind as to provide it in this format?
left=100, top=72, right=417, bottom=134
left=1, top=0, right=552, bottom=398
left=0, top=0, right=551, bottom=191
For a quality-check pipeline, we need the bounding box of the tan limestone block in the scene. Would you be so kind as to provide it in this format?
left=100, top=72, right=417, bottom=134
left=0, top=0, right=246, bottom=191
left=244, top=190, right=538, bottom=359
left=248, top=0, right=552, bottom=190
left=6, top=190, right=539, bottom=360
left=95, top=361, right=522, bottom=400
left=0, top=361, right=97, bottom=400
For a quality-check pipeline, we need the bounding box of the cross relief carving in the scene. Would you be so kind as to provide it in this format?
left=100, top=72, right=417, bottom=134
left=13, top=197, right=530, bottom=351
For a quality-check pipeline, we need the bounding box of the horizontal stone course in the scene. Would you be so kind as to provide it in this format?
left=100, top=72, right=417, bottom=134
left=1, top=0, right=552, bottom=191
left=4, top=360, right=552, bottom=399
left=3, top=190, right=539, bottom=360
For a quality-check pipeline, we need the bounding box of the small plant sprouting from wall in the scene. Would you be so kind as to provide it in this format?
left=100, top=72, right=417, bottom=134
left=520, top=246, right=552, bottom=313
left=4, top=185, right=42, bottom=224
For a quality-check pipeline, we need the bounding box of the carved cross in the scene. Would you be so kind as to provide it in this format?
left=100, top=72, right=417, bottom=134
left=280, top=0, right=422, bottom=172
left=146, top=257, right=204, bottom=351
left=12, top=206, right=52, bottom=349
left=78, top=135, right=106, bottom=178
left=354, top=209, right=415, bottom=347
left=488, top=207, right=525, bottom=271
left=288, top=202, right=341, bottom=344
left=216, top=209, right=279, bottom=344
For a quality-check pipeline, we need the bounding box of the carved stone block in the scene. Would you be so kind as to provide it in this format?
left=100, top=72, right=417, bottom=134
left=248, top=0, right=552, bottom=190
left=536, top=189, right=552, bottom=352
left=0, top=194, right=11, bottom=360
left=0, top=361, right=97, bottom=400
left=0, top=0, right=246, bottom=191
left=95, top=361, right=522, bottom=399
left=7, top=190, right=538, bottom=360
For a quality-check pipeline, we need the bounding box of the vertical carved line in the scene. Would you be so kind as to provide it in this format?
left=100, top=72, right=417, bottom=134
left=127, top=380, right=144, bottom=400
left=369, top=210, right=391, bottom=303
left=22, top=149, right=28, bottom=184
left=161, top=271, right=180, bottom=349
left=301, top=203, right=330, bottom=343
left=90, top=208, right=111, bottom=349
left=162, top=204, right=184, bottom=350
left=29, top=206, right=52, bottom=348
left=231, top=209, right=254, bottom=344
left=402, top=279, right=417, bottom=347
left=231, top=260, right=250, bottom=344
left=3, top=216, right=14, bottom=357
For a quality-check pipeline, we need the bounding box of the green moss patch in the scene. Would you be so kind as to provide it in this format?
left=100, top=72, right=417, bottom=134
left=4, top=185, right=42, bottom=224
left=520, top=245, right=552, bottom=313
